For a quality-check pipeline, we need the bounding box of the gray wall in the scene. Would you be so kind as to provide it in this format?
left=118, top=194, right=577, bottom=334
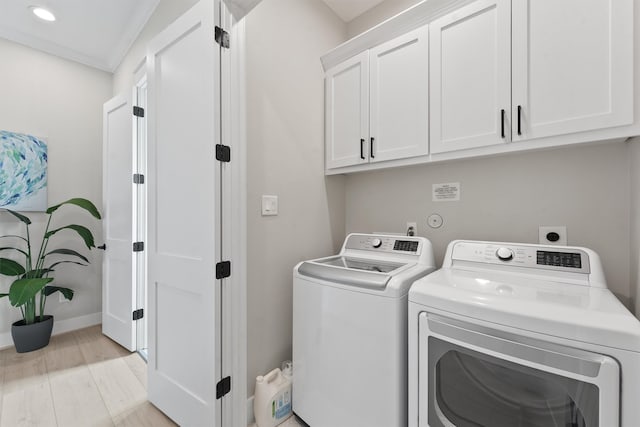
left=345, top=142, right=632, bottom=304
left=245, top=0, right=347, bottom=396
left=345, top=0, right=637, bottom=311
left=0, top=38, right=112, bottom=332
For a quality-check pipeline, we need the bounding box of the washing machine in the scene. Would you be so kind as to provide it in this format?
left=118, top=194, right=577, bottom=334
left=408, top=240, right=640, bottom=427
left=293, top=233, right=436, bottom=427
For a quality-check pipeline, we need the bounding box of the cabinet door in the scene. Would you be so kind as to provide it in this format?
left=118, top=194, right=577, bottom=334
left=325, top=52, right=369, bottom=169
left=370, top=25, right=429, bottom=163
left=512, top=0, right=633, bottom=141
left=430, top=0, right=511, bottom=154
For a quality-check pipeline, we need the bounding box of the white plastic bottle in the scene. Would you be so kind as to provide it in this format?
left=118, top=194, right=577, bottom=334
left=254, top=367, right=292, bottom=427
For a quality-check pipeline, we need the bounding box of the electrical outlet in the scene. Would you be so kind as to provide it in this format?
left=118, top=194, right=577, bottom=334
left=406, top=222, right=417, bottom=236
left=539, top=226, right=567, bottom=246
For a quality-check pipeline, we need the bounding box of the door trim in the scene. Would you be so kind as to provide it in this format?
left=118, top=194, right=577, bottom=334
left=222, top=6, right=247, bottom=427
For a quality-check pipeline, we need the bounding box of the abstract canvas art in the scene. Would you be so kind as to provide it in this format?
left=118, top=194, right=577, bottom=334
left=0, top=130, right=48, bottom=211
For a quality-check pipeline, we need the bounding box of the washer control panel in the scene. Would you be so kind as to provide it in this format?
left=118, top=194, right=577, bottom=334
left=451, top=241, right=590, bottom=274
left=345, top=234, right=422, bottom=255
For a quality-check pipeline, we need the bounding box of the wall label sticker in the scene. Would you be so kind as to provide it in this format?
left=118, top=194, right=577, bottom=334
left=432, top=182, right=460, bottom=202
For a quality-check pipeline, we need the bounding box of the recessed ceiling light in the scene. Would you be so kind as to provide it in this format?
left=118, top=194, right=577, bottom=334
left=30, top=6, right=56, bottom=22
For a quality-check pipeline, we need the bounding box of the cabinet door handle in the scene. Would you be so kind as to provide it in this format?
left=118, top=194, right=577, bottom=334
left=501, top=109, right=505, bottom=138
left=517, top=105, right=522, bottom=135
left=370, top=137, right=375, bottom=159
left=360, top=138, right=365, bottom=160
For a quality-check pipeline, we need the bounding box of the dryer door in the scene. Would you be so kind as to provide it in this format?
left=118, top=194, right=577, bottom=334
left=418, top=313, right=619, bottom=427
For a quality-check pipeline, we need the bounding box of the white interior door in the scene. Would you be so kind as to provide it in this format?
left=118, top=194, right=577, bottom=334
left=325, top=51, right=369, bottom=169
left=370, top=25, right=429, bottom=163
left=511, top=0, right=633, bottom=141
left=146, top=0, right=221, bottom=425
left=429, top=0, right=511, bottom=154
left=102, top=95, right=136, bottom=352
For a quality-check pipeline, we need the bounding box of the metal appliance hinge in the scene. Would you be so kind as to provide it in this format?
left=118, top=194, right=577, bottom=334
left=215, top=26, right=230, bottom=48
left=133, top=242, right=145, bottom=252
left=132, top=309, right=144, bottom=321
left=216, top=144, right=231, bottom=162
left=133, top=106, right=145, bottom=117
left=216, top=261, right=231, bottom=279
left=133, top=174, right=145, bottom=184
left=216, top=376, right=231, bottom=399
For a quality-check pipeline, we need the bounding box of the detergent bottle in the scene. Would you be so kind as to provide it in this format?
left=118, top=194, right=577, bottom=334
left=254, top=367, right=292, bottom=427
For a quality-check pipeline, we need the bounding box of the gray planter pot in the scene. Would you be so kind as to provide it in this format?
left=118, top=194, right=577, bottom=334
left=11, top=315, right=54, bottom=353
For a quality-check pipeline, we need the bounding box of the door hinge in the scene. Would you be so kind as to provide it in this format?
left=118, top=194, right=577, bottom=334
left=215, top=26, right=230, bottom=48
left=133, top=242, right=145, bottom=252
left=133, top=106, right=145, bottom=118
left=133, top=173, right=145, bottom=184
left=132, top=308, right=144, bottom=321
left=216, top=376, right=231, bottom=399
left=216, top=144, right=231, bottom=162
left=216, top=261, right=231, bottom=279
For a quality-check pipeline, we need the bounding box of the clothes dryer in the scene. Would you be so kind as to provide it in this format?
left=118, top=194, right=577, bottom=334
left=408, top=240, right=640, bottom=427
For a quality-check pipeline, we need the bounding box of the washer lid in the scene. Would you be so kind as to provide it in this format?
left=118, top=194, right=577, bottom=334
left=298, top=256, right=410, bottom=290
left=409, top=268, right=640, bottom=352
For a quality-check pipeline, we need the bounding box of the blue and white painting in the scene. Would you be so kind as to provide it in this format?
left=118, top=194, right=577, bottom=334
left=0, top=130, right=48, bottom=211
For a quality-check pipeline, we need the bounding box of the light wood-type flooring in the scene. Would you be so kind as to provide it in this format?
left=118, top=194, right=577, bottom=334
left=0, top=325, right=176, bottom=427
left=249, top=416, right=305, bottom=427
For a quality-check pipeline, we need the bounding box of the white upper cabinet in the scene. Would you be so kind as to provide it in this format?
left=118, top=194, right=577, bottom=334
left=430, top=0, right=511, bottom=154
left=370, top=26, right=429, bottom=162
left=512, top=0, right=633, bottom=141
left=322, top=0, right=638, bottom=174
left=325, top=26, right=429, bottom=170
left=325, top=52, right=369, bottom=169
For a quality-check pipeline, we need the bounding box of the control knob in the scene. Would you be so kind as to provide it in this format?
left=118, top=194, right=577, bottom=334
left=371, top=238, right=383, bottom=248
left=496, top=247, right=514, bottom=261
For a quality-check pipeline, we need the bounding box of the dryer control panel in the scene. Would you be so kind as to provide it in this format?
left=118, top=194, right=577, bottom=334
left=451, top=241, right=591, bottom=274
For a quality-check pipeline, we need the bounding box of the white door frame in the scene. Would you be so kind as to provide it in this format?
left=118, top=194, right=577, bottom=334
left=221, top=4, right=247, bottom=427
left=132, top=65, right=148, bottom=357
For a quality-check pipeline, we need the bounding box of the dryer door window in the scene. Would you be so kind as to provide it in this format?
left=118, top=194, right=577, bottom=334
left=418, top=313, right=620, bottom=427
left=429, top=338, right=598, bottom=427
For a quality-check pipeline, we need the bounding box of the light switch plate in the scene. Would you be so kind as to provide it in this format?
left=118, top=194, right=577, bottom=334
left=261, top=195, right=278, bottom=216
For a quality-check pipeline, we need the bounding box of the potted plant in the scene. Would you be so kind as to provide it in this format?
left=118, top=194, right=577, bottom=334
left=0, top=198, right=101, bottom=352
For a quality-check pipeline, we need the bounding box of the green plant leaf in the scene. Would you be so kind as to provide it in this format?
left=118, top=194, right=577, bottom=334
left=0, top=258, right=26, bottom=276
left=46, top=198, right=102, bottom=219
left=43, top=286, right=74, bottom=301
left=9, top=278, right=53, bottom=307
left=0, top=247, right=28, bottom=257
left=0, top=293, right=8, bottom=298
left=45, top=225, right=96, bottom=249
left=47, top=261, right=87, bottom=270
left=44, top=248, right=90, bottom=264
left=0, top=235, right=28, bottom=243
left=3, top=209, right=32, bottom=224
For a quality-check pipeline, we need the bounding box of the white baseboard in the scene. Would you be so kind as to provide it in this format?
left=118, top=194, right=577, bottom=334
left=247, top=395, right=255, bottom=425
left=0, top=312, right=102, bottom=350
